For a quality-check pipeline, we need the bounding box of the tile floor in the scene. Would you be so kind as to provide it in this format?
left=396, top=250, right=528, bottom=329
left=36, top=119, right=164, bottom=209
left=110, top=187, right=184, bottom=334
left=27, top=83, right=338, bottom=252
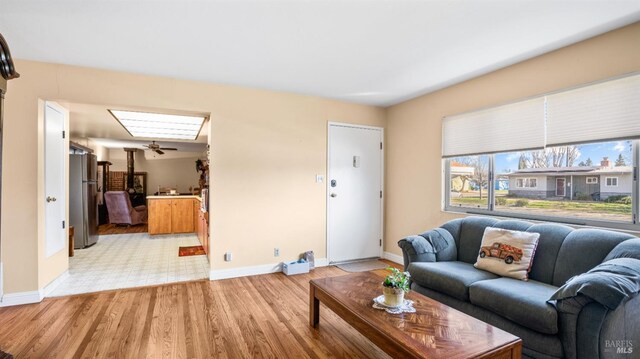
left=49, top=232, right=210, bottom=297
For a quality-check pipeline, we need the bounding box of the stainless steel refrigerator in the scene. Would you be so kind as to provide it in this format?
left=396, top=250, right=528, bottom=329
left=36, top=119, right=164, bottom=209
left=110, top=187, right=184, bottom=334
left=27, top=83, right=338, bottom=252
left=70, top=153, right=99, bottom=249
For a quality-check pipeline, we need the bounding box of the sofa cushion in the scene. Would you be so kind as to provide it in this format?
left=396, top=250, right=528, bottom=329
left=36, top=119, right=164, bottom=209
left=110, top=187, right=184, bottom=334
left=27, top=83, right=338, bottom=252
left=409, top=261, right=499, bottom=301
left=469, top=277, right=559, bottom=335
left=458, top=217, right=499, bottom=264
left=605, top=238, right=640, bottom=261
left=491, top=219, right=535, bottom=232
left=526, top=223, right=573, bottom=285
left=552, top=228, right=635, bottom=286
left=550, top=257, right=640, bottom=310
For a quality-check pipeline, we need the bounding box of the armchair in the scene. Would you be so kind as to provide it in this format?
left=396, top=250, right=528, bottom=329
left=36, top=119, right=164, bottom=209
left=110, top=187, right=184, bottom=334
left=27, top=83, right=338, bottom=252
left=104, top=191, right=148, bottom=226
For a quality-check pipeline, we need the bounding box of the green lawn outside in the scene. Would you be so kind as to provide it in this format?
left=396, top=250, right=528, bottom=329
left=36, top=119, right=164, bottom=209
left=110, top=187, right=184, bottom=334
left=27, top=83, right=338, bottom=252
left=451, top=197, right=632, bottom=215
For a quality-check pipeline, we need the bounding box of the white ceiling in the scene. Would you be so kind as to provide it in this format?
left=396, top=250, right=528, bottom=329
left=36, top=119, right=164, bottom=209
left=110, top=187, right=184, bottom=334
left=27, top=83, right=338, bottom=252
left=2, top=1, right=640, bottom=106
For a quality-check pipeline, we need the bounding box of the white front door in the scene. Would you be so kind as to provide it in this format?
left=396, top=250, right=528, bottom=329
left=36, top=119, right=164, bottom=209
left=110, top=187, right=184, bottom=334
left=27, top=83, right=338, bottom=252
left=45, top=102, right=66, bottom=257
left=327, top=123, right=383, bottom=263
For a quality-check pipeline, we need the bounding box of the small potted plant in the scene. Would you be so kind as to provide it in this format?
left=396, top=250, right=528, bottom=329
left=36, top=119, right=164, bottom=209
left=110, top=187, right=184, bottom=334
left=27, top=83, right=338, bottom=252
left=382, top=267, right=410, bottom=307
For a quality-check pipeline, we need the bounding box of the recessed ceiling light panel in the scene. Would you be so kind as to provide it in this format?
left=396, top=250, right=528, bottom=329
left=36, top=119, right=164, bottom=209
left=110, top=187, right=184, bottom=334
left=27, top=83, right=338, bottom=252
left=108, top=109, right=206, bottom=140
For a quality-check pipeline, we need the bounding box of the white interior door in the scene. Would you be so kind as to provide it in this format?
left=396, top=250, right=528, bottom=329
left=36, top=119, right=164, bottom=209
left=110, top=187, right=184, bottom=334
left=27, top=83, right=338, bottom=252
left=45, top=102, right=66, bottom=257
left=328, top=123, right=383, bottom=263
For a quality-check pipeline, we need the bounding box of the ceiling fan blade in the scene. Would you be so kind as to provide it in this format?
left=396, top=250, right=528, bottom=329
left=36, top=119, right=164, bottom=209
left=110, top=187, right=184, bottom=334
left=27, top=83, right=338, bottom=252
left=159, top=147, right=178, bottom=151
left=155, top=149, right=165, bottom=155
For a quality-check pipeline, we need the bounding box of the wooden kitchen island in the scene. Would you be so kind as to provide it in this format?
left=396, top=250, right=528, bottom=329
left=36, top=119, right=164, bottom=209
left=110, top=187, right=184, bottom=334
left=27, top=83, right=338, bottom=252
left=147, top=195, right=210, bottom=256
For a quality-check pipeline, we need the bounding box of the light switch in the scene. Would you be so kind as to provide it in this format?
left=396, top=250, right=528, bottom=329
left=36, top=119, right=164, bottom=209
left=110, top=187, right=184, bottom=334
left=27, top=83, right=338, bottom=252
left=353, top=156, right=361, bottom=168
left=316, top=175, right=324, bottom=183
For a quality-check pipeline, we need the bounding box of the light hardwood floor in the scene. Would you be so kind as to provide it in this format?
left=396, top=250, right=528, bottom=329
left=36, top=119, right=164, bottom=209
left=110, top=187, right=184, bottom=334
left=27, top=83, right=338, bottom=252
left=0, top=264, right=399, bottom=358
left=97, top=223, right=148, bottom=235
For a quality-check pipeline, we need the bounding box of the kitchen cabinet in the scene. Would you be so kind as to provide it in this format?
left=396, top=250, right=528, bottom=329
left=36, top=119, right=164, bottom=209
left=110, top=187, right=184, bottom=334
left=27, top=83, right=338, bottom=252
left=192, top=198, right=210, bottom=257
left=171, top=198, right=194, bottom=233
left=193, top=199, right=200, bottom=237
left=198, top=210, right=210, bottom=257
left=148, top=197, right=194, bottom=235
left=148, top=199, right=172, bottom=234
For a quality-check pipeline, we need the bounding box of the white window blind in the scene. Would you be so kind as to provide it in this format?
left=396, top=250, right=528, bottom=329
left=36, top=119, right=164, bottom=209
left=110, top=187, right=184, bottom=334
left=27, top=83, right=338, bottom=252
left=546, top=74, right=640, bottom=146
left=442, top=97, right=545, bottom=157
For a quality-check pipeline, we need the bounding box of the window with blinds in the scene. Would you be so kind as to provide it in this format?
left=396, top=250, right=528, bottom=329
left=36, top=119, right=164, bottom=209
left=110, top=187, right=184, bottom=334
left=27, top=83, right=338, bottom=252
left=443, top=73, right=640, bottom=230
left=442, top=97, right=546, bottom=157
left=546, top=75, right=640, bottom=146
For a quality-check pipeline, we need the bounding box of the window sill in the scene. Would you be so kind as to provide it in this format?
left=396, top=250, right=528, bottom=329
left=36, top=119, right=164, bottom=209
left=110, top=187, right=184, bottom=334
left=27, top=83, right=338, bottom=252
left=440, top=207, right=640, bottom=235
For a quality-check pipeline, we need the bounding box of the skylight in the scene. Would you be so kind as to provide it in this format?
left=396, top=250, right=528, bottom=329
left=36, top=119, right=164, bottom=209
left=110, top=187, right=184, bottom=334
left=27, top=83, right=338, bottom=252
left=108, top=110, right=206, bottom=140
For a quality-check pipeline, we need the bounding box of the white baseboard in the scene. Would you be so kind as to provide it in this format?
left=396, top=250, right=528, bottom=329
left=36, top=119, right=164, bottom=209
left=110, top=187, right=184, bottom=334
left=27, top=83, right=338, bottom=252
left=0, top=269, right=70, bottom=307
left=42, top=270, right=70, bottom=297
left=0, top=290, right=42, bottom=307
left=210, top=262, right=282, bottom=280
left=314, top=258, right=329, bottom=268
left=383, top=251, right=404, bottom=266
left=210, top=257, right=328, bottom=280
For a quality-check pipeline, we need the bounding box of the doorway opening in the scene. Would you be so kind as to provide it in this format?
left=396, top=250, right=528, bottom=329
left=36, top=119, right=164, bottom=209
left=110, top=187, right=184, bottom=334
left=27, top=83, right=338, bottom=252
left=45, top=101, right=211, bottom=297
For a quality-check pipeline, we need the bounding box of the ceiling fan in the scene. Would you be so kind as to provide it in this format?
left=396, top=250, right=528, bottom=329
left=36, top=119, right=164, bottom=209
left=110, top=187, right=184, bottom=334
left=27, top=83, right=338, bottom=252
left=142, top=141, right=177, bottom=155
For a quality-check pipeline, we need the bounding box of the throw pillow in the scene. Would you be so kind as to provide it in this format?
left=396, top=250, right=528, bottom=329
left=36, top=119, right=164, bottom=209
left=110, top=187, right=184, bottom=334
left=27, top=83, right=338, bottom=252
left=474, top=227, right=540, bottom=281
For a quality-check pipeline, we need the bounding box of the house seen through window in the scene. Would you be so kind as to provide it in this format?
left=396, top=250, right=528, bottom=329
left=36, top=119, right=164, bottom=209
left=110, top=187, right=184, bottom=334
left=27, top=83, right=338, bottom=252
left=448, top=140, right=635, bottom=224
left=448, top=155, right=489, bottom=209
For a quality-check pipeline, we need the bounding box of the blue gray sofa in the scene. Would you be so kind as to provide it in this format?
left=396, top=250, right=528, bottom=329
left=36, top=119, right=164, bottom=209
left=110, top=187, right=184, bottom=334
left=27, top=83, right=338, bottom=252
left=398, top=216, right=640, bottom=359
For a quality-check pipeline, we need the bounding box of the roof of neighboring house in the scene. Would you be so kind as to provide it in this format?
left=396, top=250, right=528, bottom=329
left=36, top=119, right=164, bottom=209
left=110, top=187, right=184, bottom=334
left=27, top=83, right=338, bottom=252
left=450, top=162, right=474, bottom=176
left=504, top=166, right=633, bottom=177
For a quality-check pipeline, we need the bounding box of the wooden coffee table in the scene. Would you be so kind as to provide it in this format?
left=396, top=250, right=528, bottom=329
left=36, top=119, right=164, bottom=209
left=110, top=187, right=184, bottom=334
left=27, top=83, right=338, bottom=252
left=310, top=272, right=521, bottom=359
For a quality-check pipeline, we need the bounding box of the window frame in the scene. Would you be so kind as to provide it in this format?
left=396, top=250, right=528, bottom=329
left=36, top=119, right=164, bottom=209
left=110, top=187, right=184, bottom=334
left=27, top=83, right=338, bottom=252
left=446, top=155, right=491, bottom=210
left=515, top=178, right=538, bottom=188
left=605, top=177, right=619, bottom=187
left=586, top=177, right=598, bottom=184
left=443, top=141, right=639, bottom=231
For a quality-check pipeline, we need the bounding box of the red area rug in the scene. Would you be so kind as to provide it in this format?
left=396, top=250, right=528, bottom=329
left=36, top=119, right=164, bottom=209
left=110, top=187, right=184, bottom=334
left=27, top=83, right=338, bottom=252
left=179, top=245, right=206, bottom=257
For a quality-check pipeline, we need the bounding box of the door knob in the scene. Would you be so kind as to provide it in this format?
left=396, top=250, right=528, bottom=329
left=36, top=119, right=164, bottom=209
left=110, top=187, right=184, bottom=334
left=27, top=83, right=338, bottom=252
left=46, top=196, right=57, bottom=202
left=330, top=193, right=337, bottom=198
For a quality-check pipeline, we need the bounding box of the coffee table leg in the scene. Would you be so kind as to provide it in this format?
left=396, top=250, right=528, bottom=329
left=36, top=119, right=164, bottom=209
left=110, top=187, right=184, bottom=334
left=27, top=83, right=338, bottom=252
left=310, top=284, right=320, bottom=328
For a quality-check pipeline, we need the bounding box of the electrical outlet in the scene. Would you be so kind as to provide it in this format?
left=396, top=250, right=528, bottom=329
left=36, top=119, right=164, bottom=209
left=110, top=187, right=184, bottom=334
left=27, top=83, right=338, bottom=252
left=224, top=252, right=232, bottom=262
left=274, top=248, right=280, bottom=257
left=316, top=175, right=324, bottom=183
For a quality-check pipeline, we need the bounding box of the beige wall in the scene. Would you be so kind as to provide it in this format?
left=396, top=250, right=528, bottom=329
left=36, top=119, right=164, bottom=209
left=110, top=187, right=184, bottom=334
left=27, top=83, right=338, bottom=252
left=384, top=22, right=640, bottom=256
left=109, top=149, right=202, bottom=195
left=1, top=60, right=385, bottom=294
